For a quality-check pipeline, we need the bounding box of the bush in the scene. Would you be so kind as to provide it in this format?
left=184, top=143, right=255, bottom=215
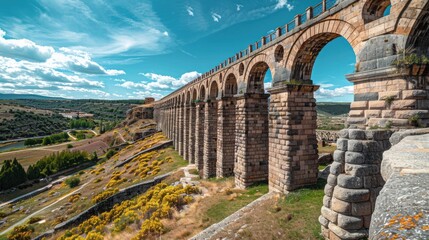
left=67, top=144, right=74, bottom=149
left=8, top=224, right=34, bottom=240
left=27, top=216, right=42, bottom=224
left=106, top=149, right=116, bottom=159
left=65, top=177, right=80, bottom=188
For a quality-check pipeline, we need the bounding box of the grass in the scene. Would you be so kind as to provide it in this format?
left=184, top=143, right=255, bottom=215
left=204, top=183, right=268, bottom=225
left=276, top=179, right=326, bottom=240
left=318, top=144, right=336, bottom=154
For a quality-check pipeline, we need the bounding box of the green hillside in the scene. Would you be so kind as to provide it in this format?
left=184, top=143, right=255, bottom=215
left=316, top=102, right=350, bottom=116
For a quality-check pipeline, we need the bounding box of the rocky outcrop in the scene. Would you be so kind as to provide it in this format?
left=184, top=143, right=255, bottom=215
left=369, top=131, right=429, bottom=240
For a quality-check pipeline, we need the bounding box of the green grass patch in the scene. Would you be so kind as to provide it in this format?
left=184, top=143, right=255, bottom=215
left=276, top=179, right=326, bottom=240
left=204, top=183, right=268, bottom=225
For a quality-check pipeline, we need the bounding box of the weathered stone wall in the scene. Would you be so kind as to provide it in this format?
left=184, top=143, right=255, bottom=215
left=316, top=130, right=340, bottom=143
left=320, top=129, right=392, bottom=240
left=194, top=103, right=205, bottom=172
left=369, top=130, right=429, bottom=240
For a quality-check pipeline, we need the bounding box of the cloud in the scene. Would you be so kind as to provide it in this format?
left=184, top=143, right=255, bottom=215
left=47, top=48, right=125, bottom=76
left=118, top=71, right=201, bottom=93
left=211, top=13, right=222, bottom=22
left=163, top=31, right=169, bottom=37
left=316, top=85, right=353, bottom=99
left=0, top=28, right=54, bottom=62
left=319, top=83, right=334, bottom=88
left=186, top=6, right=194, bottom=16
left=275, top=0, right=294, bottom=11
left=236, top=4, right=243, bottom=11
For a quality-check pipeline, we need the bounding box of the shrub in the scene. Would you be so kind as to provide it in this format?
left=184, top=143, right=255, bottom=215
left=67, top=144, right=74, bottom=149
left=27, top=216, right=42, bottom=224
left=65, top=177, right=80, bottom=188
left=8, top=224, right=34, bottom=240
left=92, top=188, right=119, bottom=203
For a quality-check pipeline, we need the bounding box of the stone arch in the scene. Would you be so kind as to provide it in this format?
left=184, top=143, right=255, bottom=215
left=362, top=0, right=392, bottom=24
left=244, top=54, right=274, bottom=94
left=192, top=88, right=198, bottom=101
left=209, top=80, right=219, bottom=100
left=404, top=1, right=429, bottom=54
left=186, top=91, right=191, bottom=104
left=223, top=73, right=238, bottom=97
left=199, top=84, right=206, bottom=100
left=286, top=20, right=360, bottom=82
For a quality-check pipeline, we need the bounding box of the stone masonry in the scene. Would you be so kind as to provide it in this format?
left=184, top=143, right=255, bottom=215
left=194, top=102, right=205, bottom=173
left=203, top=101, right=218, bottom=178
left=268, top=84, right=320, bottom=192
left=319, top=129, right=392, bottom=240
left=216, top=97, right=237, bottom=177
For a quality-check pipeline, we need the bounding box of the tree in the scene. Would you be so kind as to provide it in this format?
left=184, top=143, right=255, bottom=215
left=0, top=159, right=27, bottom=191
left=65, top=177, right=80, bottom=188
left=91, top=152, right=98, bottom=162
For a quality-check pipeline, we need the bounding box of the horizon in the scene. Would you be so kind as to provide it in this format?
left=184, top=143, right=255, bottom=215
left=0, top=0, right=355, bottom=102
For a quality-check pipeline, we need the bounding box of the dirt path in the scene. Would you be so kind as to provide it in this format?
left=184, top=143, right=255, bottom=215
left=0, top=179, right=93, bottom=235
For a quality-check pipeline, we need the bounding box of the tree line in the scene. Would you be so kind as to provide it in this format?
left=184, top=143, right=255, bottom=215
left=0, top=150, right=97, bottom=191
left=24, top=132, right=69, bottom=146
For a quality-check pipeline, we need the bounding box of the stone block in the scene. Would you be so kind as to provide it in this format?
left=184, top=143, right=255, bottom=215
left=354, top=92, right=379, bottom=101
left=362, top=140, right=384, bottom=152
left=348, top=140, right=363, bottom=152
left=381, top=110, right=395, bottom=118
left=348, top=129, right=366, bottom=140
left=395, top=110, right=429, bottom=119
left=336, top=138, right=348, bottom=151
left=352, top=201, right=372, bottom=216
left=365, top=110, right=381, bottom=118
left=337, top=213, right=364, bottom=230
left=349, top=110, right=364, bottom=117
left=337, top=175, right=364, bottom=189
left=323, top=195, right=332, bottom=208
left=402, top=90, right=427, bottom=99
left=350, top=101, right=367, bottom=109
left=345, top=164, right=379, bottom=176
left=321, top=206, right=338, bottom=224
left=319, top=215, right=330, bottom=227
left=333, top=150, right=346, bottom=163
left=338, top=129, right=349, bottom=138
left=331, top=197, right=352, bottom=214
left=368, top=101, right=386, bottom=109
left=330, top=162, right=344, bottom=176
left=327, top=174, right=337, bottom=186
left=333, top=186, right=370, bottom=202
left=345, top=152, right=365, bottom=164
left=324, top=183, right=335, bottom=197
left=347, top=117, right=366, bottom=125
left=379, top=91, right=400, bottom=100
left=328, top=222, right=368, bottom=240
left=364, top=130, right=391, bottom=141
left=390, top=100, right=416, bottom=110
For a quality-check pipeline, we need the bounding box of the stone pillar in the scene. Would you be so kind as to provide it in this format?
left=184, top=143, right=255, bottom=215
left=216, top=97, right=236, bottom=177
left=178, top=104, right=184, bottom=156
left=268, top=84, right=319, bottom=192
left=174, top=105, right=179, bottom=150
left=183, top=104, right=190, bottom=161
left=194, top=102, right=205, bottom=172
left=234, top=93, right=269, bottom=188
left=203, top=100, right=218, bottom=178
left=320, top=129, right=391, bottom=240
left=188, top=103, right=196, bottom=164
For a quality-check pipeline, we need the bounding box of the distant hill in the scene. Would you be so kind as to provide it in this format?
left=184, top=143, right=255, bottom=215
left=0, top=93, right=65, bottom=100
left=316, top=102, right=350, bottom=116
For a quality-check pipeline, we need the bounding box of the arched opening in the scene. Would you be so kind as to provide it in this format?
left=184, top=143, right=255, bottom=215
left=363, top=0, right=391, bottom=23
left=199, top=85, right=206, bottom=101
left=209, top=81, right=219, bottom=100
left=239, top=63, right=244, bottom=76
left=247, top=62, right=270, bottom=94
left=406, top=2, right=429, bottom=55
left=224, top=73, right=238, bottom=97
left=275, top=45, right=284, bottom=63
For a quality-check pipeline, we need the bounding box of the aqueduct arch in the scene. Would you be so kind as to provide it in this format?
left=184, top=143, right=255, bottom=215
left=154, top=0, right=429, bottom=238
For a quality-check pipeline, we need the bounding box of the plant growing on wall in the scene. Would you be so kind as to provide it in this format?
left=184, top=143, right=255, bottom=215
left=393, top=48, right=429, bottom=76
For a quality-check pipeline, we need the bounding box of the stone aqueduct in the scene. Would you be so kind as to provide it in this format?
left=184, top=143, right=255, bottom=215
left=153, top=0, right=428, bottom=238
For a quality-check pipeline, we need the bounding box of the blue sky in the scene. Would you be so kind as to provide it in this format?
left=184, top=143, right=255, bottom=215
left=0, top=0, right=355, bottom=102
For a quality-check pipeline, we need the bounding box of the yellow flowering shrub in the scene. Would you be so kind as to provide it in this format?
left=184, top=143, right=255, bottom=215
left=69, top=193, right=81, bottom=203
left=59, top=182, right=200, bottom=239
left=91, top=188, right=119, bottom=203
left=8, top=224, right=34, bottom=240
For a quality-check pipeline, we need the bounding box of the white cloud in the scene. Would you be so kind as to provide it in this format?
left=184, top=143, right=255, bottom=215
left=236, top=4, right=243, bottom=11
left=316, top=85, right=353, bottom=99
left=211, top=13, right=222, bottom=22
left=118, top=71, right=201, bottom=93
left=275, top=0, right=294, bottom=11
left=319, top=83, right=334, bottom=88
left=186, top=6, right=194, bottom=16
left=0, top=28, right=54, bottom=62
left=163, top=31, right=169, bottom=37
left=264, top=82, right=272, bottom=89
